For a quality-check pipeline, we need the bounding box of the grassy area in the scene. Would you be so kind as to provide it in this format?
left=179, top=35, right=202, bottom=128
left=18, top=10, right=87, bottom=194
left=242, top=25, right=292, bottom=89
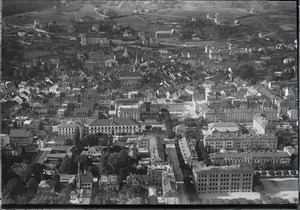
left=261, top=178, right=298, bottom=203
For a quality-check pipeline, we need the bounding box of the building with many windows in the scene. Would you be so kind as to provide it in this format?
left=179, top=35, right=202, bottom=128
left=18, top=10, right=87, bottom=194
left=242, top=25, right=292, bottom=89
left=117, top=105, right=140, bottom=121
left=118, top=71, right=142, bottom=87
left=147, top=163, right=173, bottom=189
left=203, top=122, right=277, bottom=152
left=210, top=150, right=291, bottom=167
left=193, top=162, right=254, bottom=196
left=88, top=119, right=141, bottom=135
left=253, top=114, right=276, bottom=135
left=56, top=120, right=83, bottom=140
left=178, top=137, right=198, bottom=166
left=225, top=108, right=277, bottom=122
left=9, top=129, right=33, bottom=147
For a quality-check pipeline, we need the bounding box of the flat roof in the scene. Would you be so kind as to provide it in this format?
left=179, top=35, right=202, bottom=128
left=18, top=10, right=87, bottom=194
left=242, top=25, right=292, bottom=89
left=193, top=162, right=254, bottom=174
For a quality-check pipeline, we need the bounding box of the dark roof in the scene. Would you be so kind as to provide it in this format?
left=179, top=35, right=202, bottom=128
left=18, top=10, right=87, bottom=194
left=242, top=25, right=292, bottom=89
left=79, top=173, right=93, bottom=184
left=51, top=145, right=74, bottom=152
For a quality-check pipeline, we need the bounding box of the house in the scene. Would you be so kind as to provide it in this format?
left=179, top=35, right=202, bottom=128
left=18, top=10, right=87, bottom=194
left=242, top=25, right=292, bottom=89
left=9, top=129, right=34, bottom=147
left=126, top=174, right=148, bottom=189
left=24, top=144, right=39, bottom=153
left=0, top=134, right=10, bottom=149
left=99, top=174, right=120, bottom=194
left=2, top=143, right=22, bottom=157
left=50, top=145, right=76, bottom=158
left=60, top=174, right=76, bottom=184
left=162, top=171, right=179, bottom=204
left=155, top=29, right=181, bottom=42
left=89, top=51, right=114, bottom=66
left=118, top=71, right=142, bottom=87
left=80, top=146, right=103, bottom=159
left=37, top=180, right=55, bottom=194
left=178, top=137, right=198, bottom=166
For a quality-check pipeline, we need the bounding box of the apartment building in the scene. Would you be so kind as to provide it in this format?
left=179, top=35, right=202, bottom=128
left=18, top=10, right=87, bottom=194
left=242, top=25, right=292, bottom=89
left=9, top=129, right=34, bottom=147
left=87, top=119, right=141, bottom=135
left=203, top=122, right=277, bottom=152
left=225, top=108, right=277, bottom=122
left=118, top=71, right=142, bottom=87
left=162, top=170, right=179, bottom=204
left=117, top=105, right=140, bottom=121
left=178, top=137, right=198, bottom=166
left=56, top=120, right=83, bottom=140
left=147, top=163, right=173, bottom=188
left=253, top=114, right=276, bottom=135
left=193, top=162, right=254, bottom=195
left=210, top=151, right=291, bottom=166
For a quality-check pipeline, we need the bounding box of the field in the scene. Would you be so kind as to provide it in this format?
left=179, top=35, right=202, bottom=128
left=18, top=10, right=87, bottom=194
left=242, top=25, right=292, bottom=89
left=261, top=178, right=298, bottom=203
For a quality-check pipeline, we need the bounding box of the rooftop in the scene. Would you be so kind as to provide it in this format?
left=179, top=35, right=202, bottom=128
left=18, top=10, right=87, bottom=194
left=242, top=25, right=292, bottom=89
left=193, top=162, right=254, bottom=174
left=89, top=119, right=138, bottom=126
left=208, top=122, right=240, bottom=133
left=211, top=151, right=291, bottom=159
left=9, top=129, right=32, bottom=137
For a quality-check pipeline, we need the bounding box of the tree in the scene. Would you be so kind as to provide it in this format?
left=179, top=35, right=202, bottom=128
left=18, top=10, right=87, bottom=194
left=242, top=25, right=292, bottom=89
left=184, top=118, right=196, bottom=127
left=98, top=152, right=112, bottom=174
left=73, top=127, right=81, bottom=151
left=59, top=157, right=77, bottom=174
left=2, top=178, right=26, bottom=202
left=36, top=59, right=42, bottom=68
left=253, top=199, right=263, bottom=204
left=119, top=184, right=147, bottom=203
left=30, top=192, right=69, bottom=204
left=90, top=166, right=100, bottom=178
left=64, top=138, right=73, bottom=146
left=23, top=163, right=44, bottom=183
left=268, top=170, right=275, bottom=176
left=108, top=150, right=129, bottom=174
left=60, top=183, right=75, bottom=200
left=82, top=134, right=99, bottom=147
left=26, top=177, right=39, bottom=200
left=43, top=62, right=49, bottom=72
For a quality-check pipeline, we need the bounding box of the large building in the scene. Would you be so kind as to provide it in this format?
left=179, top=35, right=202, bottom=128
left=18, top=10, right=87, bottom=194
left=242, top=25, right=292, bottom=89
left=204, top=122, right=277, bottom=152
left=117, top=105, right=140, bottom=121
left=225, top=108, right=277, bottom=122
left=147, top=164, right=173, bottom=188
left=253, top=114, right=276, bottom=135
left=9, top=129, right=34, bottom=147
left=88, top=119, right=141, bottom=135
left=56, top=120, right=83, bottom=140
left=193, top=162, right=254, bottom=195
left=140, top=102, right=160, bottom=124
left=80, top=34, right=109, bottom=46
left=210, top=151, right=291, bottom=167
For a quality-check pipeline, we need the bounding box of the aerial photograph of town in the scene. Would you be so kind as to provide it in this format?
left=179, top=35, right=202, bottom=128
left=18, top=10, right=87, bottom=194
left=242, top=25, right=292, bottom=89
left=0, top=0, right=298, bottom=207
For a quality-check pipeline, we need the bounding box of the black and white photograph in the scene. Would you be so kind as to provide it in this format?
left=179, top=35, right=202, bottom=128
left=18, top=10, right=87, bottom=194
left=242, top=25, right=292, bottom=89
left=0, top=0, right=298, bottom=208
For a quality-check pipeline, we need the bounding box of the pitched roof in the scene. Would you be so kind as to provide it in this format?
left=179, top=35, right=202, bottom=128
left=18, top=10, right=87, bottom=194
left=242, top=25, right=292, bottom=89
left=79, top=173, right=93, bottom=184
left=89, top=119, right=138, bottom=126
left=9, top=129, right=32, bottom=137
left=119, top=71, right=142, bottom=78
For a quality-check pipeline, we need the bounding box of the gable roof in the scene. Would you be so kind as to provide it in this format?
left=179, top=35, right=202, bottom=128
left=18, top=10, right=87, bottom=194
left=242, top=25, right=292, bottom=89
left=89, top=119, right=138, bottom=126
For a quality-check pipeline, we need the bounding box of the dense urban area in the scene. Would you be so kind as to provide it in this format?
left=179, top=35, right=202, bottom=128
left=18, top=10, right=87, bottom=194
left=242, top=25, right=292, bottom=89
left=1, top=0, right=298, bottom=206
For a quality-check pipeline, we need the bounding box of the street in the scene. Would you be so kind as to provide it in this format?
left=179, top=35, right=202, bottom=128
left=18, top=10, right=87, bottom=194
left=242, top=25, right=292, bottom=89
left=165, top=145, right=190, bottom=204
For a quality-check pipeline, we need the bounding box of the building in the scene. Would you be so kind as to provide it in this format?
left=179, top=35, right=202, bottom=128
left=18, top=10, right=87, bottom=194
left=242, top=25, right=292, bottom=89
left=80, top=34, right=109, bottom=46
left=88, top=51, right=114, bottom=66
left=210, top=151, right=291, bottom=167
left=155, top=29, right=181, bottom=42
left=225, top=108, right=277, bottom=122
left=253, top=114, right=276, bottom=135
left=57, top=120, right=83, bottom=140
left=178, top=137, right=198, bottom=166
left=118, top=71, right=142, bottom=87
left=88, top=119, right=141, bottom=135
left=287, top=109, right=298, bottom=121
left=147, top=164, right=173, bottom=189
left=2, top=143, right=22, bottom=157
left=37, top=180, right=55, bottom=194
left=77, top=172, right=93, bottom=190
left=9, top=129, right=33, bottom=147
left=140, top=102, right=160, bottom=124
left=126, top=174, right=148, bottom=188
left=73, top=108, right=89, bottom=117
left=115, top=99, right=139, bottom=110
left=204, top=122, right=277, bottom=152
left=193, top=162, right=254, bottom=196
left=50, top=145, right=76, bottom=159
left=118, top=105, right=140, bottom=121
left=162, top=171, right=179, bottom=204
left=99, top=174, right=120, bottom=194
left=0, top=134, right=10, bottom=149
